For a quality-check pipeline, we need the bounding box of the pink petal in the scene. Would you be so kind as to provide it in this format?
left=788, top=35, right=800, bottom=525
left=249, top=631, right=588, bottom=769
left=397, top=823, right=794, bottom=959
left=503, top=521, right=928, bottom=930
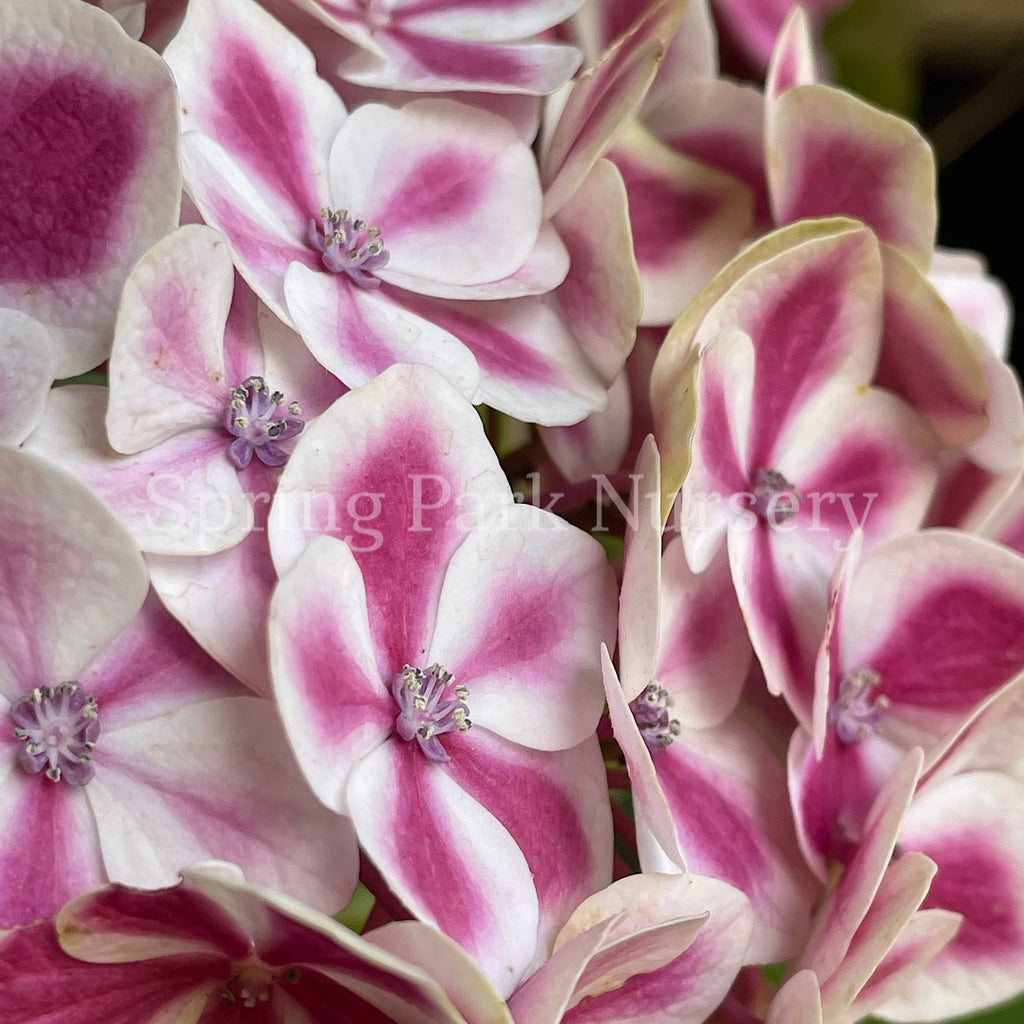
left=840, top=531, right=1024, bottom=730
left=347, top=740, right=539, bottom=997
left=875, top=244, right=988, bottom=449
left=106, top=225, right=233, bottom=454
left=284, top=265, right=481, bottom=396
left=765, top=6, right=817, bottom=103
left=388, top=0, right=586, bottom=42
left=552, top=159, right=641, bottom=384
left=392, top=290, right=608, bottom=425
left=768, top=85, right=937, bottom=268
left=270, top=364, right=512, bottom=671
left=0, top=446, right=148, bottom=696
left=77, top=590, right=241, bottom=732
left=765, top=970, right=822, bottom=1024
left=0, top=767, right=103, bottom=928
left=0, top=310, right=56, bottom=445
left=0, top=918, right=217, bottom=1024
left=428, top=507, right=615, bottom=750
left=88, top=696, right=360, bottom=914
left=26, top=386, right=251, bottom=556
left=542, top=0, right=687, bottom=216
left=334, top=100, right=541, bottom=286
left=0, top=0, right=180, bottom=376
left=164, top=0, right=346, bottom=219
left=609, top=122, right=753, bottom=326
left=268, top=536, right=392, bottom=812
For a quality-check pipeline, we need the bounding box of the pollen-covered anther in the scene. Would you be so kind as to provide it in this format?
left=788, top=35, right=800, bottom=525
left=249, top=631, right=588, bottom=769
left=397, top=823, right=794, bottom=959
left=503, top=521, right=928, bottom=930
left=11, top=682, right=100, bottom=785
left=392, top=663, right=471, bottom=763
left=828, top=667, right=890, bottom=744
left=751, top=467, right=800, bottom=523
left=630, top=682, right=681, bottom=755
left=308, top=206, right=390, bottom=287
left=223, top=376, right=304, bottom=470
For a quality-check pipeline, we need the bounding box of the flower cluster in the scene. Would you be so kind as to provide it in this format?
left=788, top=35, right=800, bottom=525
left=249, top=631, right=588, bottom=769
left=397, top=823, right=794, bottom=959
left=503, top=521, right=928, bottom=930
left=2, top=1, right=1023, bottom=1023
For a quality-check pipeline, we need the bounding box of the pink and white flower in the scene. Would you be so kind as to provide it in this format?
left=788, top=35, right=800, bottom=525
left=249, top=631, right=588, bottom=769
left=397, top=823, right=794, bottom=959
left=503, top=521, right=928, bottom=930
left=267, top=363, right=617, bottom=993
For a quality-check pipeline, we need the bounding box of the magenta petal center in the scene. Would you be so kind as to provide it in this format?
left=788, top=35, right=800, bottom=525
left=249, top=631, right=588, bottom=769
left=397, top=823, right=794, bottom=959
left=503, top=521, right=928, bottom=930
left=223, top=961, right=301, bottom=1008
left=827, top=667, right=890, bottom=744
left=391, top=664, right=471, bottom=763
left=225, top=376, right=305, bottom=470
left=308, top=207, right=390, bottom=288
left=11, top=682, right=100, bottom=785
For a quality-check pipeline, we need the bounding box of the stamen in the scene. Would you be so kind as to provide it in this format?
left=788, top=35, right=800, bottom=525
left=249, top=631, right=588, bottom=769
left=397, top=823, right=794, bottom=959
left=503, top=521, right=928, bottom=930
left=11, top=682, right=100, bottom=785
left=222, top=961, right=297, bottom=1009
left=392, top=664, right=471, bottom=763
left=630, top=682, right=681, bottom=755
left=308, top=207, right=390, bottom=287
left=828, top=667, right=890, bottom=743
left=223, top=376, right=304, bottom=470
left=750, top=467, right=800, bottom=523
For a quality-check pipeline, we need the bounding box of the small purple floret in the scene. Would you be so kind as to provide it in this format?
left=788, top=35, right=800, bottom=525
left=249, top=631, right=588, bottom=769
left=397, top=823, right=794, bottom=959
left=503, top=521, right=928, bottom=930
left=308, top=206, right=390, bottom=288
left=751, top=467, right=800, bottom=522
left=11, top=682, right=99, bottom=785
left=630, top=682, right=680, bottom=756
left=392, top=664, right=471, bottom=763
left=828, top=667, right=889, bottom=744
left=224, top=376, right=304, bottom=470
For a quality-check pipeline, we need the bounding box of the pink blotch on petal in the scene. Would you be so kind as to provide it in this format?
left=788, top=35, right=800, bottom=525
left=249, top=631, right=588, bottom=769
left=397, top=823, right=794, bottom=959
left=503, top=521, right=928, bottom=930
left=0, top=70, right=140, bottom=282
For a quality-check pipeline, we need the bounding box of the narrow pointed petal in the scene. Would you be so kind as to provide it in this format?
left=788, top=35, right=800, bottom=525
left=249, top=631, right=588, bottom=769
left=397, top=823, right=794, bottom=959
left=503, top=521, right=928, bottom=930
left=164, top=0, right=346, bottom=218
left=562, top=875, right=753, bottom=1024
left=106, top=225, right=233, bottom=454
left=269, top=536, right=392, bottom=813
left=765, top=7, right=817, bottom=103
left=0, top=0, right=180, bottom=376
left=0, top=310, right=57, bottom=445
left=768, top=85, right=937, bottom=268
left=0, top=447, right=148, bottom=695
left=541, top=0, right=687, bottom=216
left=348, top=740, right=539, bottom=997
left=270, top=365, right=511, bottom=672
left=428, top=507, right=615, bottom=750
left=765, top=970, right=822, bottom=1024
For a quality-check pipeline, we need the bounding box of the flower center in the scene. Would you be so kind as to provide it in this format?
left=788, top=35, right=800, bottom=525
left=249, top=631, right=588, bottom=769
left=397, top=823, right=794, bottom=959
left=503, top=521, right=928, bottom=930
left=828, top=667, right=890, bottom=744
left=630, top=682, right=680, bottom=755
left=222, top=963, right=300, bottom=1009
left=392, top=664, right=470, bottom=763
left=751, top=467, right=800, bottom=522
left=308, top=207, right=389, bottom=287
left=225, top=376, right=304, bottom=470
left=11, top=683, right=99, bottom=785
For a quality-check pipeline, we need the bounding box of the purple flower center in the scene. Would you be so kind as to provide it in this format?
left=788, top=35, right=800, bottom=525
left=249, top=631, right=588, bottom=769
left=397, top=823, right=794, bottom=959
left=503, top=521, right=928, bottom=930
left=222, top=963, right=300, bottom=1009
left=751, top=467, right=800, bottom=522
left=392, top=664, right=471, bottom=763
left=630, top=682, right=680, bottom=756
left=828, top=667, right=890, bottom=744
left=308, top=207, right=390, bottom=288
left=11, top=683, right=99, bottom=785
left=224, top=376, right=304, bottom=470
